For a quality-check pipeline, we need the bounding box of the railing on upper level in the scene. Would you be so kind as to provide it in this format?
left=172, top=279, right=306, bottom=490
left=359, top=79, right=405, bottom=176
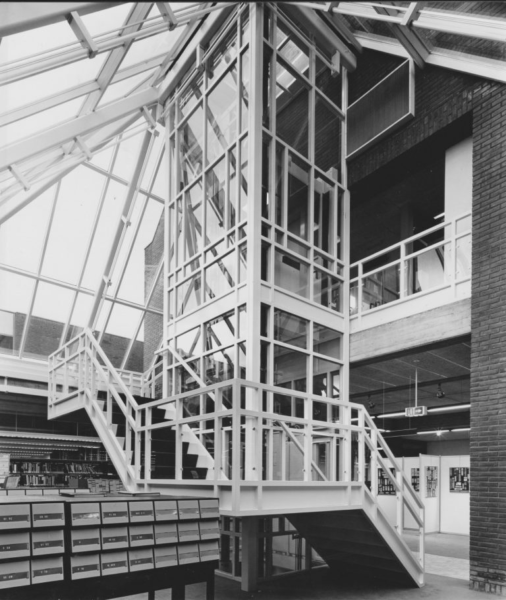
left=48, top=328, right=425, bottom=570
left=350, top=211, right=471, bottom=319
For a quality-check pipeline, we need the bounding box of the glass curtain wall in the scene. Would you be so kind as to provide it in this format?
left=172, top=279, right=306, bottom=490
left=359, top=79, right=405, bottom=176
left=164, top=5, right=250, bottom=416
left=259, top=5, right=346, bottom=421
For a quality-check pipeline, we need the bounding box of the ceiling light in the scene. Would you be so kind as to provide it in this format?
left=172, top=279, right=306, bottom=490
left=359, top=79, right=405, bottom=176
left=429, top=404, right=470, bottom=413
left=436, top=383, right=445, bottom=399
left=376, top=411, right=405, bottom=418
left=451, top=427, right=471, bottom=433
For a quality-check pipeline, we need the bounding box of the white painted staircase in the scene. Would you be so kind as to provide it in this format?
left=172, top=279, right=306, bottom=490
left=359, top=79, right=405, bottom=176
left=48, top=328, right=425, bottom=587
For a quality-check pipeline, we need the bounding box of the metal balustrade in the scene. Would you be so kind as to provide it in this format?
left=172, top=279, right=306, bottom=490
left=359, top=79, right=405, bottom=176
left=48, top=328, right=425, bottom=572
left=350, top=212, right=472, bottom=318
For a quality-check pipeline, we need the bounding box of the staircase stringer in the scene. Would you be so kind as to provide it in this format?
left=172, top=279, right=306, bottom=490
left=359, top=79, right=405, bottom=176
left=361, top=486, right=425, bottom=586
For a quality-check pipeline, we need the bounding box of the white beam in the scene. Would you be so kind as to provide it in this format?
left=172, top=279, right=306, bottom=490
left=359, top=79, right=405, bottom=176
left=87, top=130, right=154, bottom=330
left=0, top=87, right=157, bottom=173
left=156, top=2, right=178, bottom=30
left=78, top=3, right=154, bottom=115
left=0, top=2, right=125, bottom=37
left=66, top=10, right=99, bottom=58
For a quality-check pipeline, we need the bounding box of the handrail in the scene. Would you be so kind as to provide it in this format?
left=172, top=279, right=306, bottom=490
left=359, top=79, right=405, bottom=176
left=350, top=210, right=471, bottom=271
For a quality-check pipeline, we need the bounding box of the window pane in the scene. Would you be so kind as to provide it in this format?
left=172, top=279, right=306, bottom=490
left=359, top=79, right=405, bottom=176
left=206, top=158, right=226, bottom=245
left=207, top=70, right=238, bottom=164
left=205, top=311, right=235, bottom=351
left=274, top=250, right=309, bottom=299
left=274, top=345, right=307, bottom=391
left=177, top=274, right=202, bottom=316
left=205, top=346, right=235, bottom=384
left=179, top=105, right=204, bottom=189
left=313, top=323, right=341, bottom=359
left=314, top=174, right=335, bottom=254
left=241, top=50, right=250, bottom=132
left=313, top=269, right=342, bottom=312
left=276, top=60, right=309, bottom=157
left=274, top=309, right=308, bottom=349
left=287, top=154, right=310, bottom=241
left=239, top=136, right=248, bottom=223
left=315, top=95, right=341, bottom=174
left=205, top=252, right=236, bottom=300
left=176, top=326, right=201, bottom=360
left=185, top=181, right=204, bottom=260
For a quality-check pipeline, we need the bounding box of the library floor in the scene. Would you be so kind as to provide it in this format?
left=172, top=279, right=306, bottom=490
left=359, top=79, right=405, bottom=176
left=116, top=533, right=484, bottom=600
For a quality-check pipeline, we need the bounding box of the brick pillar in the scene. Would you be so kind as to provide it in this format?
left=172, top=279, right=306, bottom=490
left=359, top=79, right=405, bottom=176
left=470, top=85, right=506, bottom=594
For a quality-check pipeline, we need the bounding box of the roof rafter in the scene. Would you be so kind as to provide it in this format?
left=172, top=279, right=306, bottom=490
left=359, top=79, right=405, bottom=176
left=0, top=87, right=157, bottom=174
left=0, top=2, right=126, bottom=38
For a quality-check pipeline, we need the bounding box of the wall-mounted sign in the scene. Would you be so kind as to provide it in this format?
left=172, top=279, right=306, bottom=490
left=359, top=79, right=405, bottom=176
left=450, top=467, right=469, bottom=493
left=411, top=468, right=420, bottom=492
left=378, top=468, right=396, bottom=495
left=426, top=466, right=438, bottom=498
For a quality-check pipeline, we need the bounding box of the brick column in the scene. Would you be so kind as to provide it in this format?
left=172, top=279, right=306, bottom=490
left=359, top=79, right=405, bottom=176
left=470, top=84, right=506, bottom=594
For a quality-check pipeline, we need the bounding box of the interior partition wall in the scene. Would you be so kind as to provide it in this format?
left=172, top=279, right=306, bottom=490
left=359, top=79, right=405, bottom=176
left=162, top=2, right=349, bottom=585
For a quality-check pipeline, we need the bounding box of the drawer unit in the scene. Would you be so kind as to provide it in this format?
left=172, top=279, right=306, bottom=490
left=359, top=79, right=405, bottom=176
left=177, top=520, right=200, bottom=542
left=101, top=502, right=128, bottom=525
left=177, top=499, right=200, bottom=520
left=71, top=527, right=101, bottom=553
left=199, top=540, right=219, bottom=562
left=32, top=503, right=65, bottom=528
left=70, top=553, right=101, bottom=581
left=71, top=502, right=101, bottom=527
left=0, top=559, right=30, bottom=589
left=32, top=529, right=65, bottom=556
left=154, top=522, right=178, bottom=545
left=0, top=504, right=30, bottom=529
left=101, top=526, right=128, bottom=550
left=128, top=548, right=154, bottom=572
left=199, top=499, right=219, bottom=519
left=31, top=556, right=64, bottom=584
left=177, top=543, right=200, bottom=565
left=129, top=524, right=154, bottom=547
left=199, top=519, right=220, bottom=540
left=154, top=545, right=178, bottom=568
left=101, top=551, right=129, bottom=576
left=154, top=499, right=179, bottom=522
left=0, top=531, right=30, bottom=558
left=129, top=501, right=154, bottom=523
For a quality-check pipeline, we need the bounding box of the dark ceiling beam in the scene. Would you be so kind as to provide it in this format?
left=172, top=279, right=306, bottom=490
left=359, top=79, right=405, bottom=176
left=350, top=374, right=469, bottom=400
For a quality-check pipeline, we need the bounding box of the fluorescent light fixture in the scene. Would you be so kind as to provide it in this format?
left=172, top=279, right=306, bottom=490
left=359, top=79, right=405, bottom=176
left=451, top=427, right=471, bottom=432
left=416, top=429, right=450, bottom=435
left=376, top=411, right=405, bottom=418
left=429, top=404, right=470, bottom=413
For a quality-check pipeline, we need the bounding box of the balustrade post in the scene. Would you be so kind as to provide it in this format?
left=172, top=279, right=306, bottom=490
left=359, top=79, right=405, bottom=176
left=231, top=379, right=242, bottom=510
left=371, top=428, right=378, bottom=500
left=358, top=262, right=363, bottom=321
left=175, top=398, right=182, bottom=481
left=396, top=469, right=403, bottom=532
left=125, top=401, right=132, bottom=472
left=358, top=409, right=365, bottom=484
left=135, top=408, right=142, bottom=480
left=400, top=242, right=406, bottom=300
left=144, top=407, right=152, bottom=483
left=304, top=398, right=312, bottom=482
left=214, top=387, right=223, bottom=481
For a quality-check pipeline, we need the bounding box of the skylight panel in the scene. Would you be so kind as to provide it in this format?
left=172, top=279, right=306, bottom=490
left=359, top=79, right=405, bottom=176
left=80, top=179, right=128, bottom=291
left=0, top=97, right=84, bottom=147
left=80, top=4, right=133, bottom=38
left=0, top=20, right=77, bottom=66
left=40, top=166, right=105, bottom=286
left=120, top=27, right=185, bottom=69
left=97, top=69, right=157, bottom=108
left=116, top=197, right=164, bottom=305
left=111, top=129, right=148, bottom=182
left=0, top=185, right=55, bottom=273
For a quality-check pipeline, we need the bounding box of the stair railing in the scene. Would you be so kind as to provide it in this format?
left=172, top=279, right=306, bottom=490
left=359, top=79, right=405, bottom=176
left=49, top=329, right=144, bottom=487
left=50, top=340, right=424, bottom=569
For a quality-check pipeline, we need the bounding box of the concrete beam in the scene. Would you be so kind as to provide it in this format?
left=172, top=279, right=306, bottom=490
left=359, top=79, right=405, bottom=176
left=350, top=298, right=471, bottom=363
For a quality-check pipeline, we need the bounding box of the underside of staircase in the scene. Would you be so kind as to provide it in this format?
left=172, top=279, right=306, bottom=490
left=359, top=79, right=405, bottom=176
left=289, top=509, right=418, bottom=586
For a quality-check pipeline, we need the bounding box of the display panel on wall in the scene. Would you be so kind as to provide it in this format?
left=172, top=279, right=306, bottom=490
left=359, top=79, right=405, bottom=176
left=378, top=468, right=395, bottom=495
left=450, top=467, right=470, bottom=493
left=426, top=466, right=438, bottom=498
left=411, top=468, right=419, bottom=492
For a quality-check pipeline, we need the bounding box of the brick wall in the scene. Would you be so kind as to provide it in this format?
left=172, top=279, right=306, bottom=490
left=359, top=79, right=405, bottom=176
left=469, top=84, right=506, bottom=595
left=349, top=48, right=506, bottom=594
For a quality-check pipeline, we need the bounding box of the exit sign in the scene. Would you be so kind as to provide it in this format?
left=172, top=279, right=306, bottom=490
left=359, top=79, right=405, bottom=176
left=405, top=406, right=427, bottom=417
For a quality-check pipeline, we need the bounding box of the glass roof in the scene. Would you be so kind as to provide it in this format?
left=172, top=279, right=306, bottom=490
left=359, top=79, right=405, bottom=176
left=1, top=1, right=506, bottom=372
